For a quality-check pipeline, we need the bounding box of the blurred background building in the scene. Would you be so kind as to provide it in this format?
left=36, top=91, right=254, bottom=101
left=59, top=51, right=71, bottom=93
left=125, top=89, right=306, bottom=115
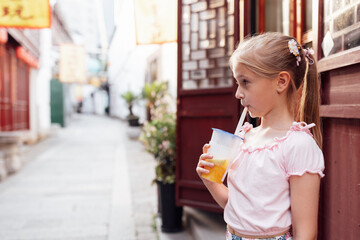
left=0, top=0, right=178, bottom=181
left=107, top=0, right=177, bottom=123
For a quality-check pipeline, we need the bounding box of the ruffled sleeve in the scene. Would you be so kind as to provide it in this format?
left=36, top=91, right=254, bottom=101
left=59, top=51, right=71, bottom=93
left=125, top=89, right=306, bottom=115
left=283, top=127, right=325, bottom=179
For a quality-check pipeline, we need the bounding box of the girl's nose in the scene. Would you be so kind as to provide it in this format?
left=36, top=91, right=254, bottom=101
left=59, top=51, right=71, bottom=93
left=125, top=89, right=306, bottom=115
left=235, top=86, right=244, bottom=99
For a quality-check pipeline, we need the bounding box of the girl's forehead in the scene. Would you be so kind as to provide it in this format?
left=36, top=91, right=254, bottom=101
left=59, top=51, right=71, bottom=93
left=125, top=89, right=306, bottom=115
left=233, top=63, right=254, bottom=77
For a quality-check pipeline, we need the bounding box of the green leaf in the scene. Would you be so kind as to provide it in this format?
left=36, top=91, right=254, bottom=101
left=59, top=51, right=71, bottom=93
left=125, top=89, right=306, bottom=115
left=121, top=91, right=139, bottom=104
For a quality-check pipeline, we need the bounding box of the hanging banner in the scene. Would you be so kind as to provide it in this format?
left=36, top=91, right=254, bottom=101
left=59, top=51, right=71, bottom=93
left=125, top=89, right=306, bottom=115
left=0, top=0, right=51, bottom=28
left=134, top=0, right=177, bottom=45
left=59, top=44, right=86, bottom=84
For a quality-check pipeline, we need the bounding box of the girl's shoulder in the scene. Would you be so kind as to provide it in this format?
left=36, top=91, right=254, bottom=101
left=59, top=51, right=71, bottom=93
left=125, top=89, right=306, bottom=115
left=283, top=122, right=319, bottom=148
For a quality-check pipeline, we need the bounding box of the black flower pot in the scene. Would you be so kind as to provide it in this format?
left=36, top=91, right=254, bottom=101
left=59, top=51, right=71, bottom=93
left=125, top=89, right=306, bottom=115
left=158, top=181, right=183, bottom=233
left=127, top=115, right=140, bottom=127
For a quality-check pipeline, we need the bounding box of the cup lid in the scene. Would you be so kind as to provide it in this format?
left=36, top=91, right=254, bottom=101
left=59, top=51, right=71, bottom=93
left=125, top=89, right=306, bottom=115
left=211, top=128, right=243, bottom=139
left=211, top=128, right=243, bottom=146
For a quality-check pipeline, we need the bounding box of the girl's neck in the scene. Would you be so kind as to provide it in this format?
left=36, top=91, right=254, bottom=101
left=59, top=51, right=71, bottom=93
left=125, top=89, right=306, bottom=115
left=259, top=107, right=294, bottom=131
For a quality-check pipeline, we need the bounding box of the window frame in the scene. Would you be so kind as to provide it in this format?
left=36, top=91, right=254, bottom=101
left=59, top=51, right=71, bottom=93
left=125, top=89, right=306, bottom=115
left=315, top=0, right=360, bottom=72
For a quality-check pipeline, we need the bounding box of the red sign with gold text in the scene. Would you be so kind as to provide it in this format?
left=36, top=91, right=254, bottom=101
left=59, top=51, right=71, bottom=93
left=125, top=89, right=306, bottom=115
left=0, top=0, right=51, bottom=28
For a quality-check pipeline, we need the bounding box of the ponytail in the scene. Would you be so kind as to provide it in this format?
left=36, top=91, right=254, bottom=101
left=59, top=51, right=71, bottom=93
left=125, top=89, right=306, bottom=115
left=297, top=58, right=322, bottom=148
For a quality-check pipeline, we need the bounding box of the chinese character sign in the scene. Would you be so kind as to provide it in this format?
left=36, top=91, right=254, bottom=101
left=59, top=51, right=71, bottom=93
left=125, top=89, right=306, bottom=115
left=0, top=0, right=51, bottom=28
left=134, top=0, right=177, bottom=45
left=59, top=44, right=86, bottom=84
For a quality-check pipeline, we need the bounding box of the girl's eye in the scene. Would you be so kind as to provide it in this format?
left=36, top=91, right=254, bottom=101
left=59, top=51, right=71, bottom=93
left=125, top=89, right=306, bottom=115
left=240, top=79, right=249, bottom=85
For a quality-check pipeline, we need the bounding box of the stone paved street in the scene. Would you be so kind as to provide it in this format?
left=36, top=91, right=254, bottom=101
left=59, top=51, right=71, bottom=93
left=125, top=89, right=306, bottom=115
left=0, top=115, right=159, bottom=240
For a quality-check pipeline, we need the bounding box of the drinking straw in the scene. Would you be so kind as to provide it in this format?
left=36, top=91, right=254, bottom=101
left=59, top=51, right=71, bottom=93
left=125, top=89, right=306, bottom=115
left=221, top=107, right=248, bottom=182
left=234, top=107, right=248, bottom=135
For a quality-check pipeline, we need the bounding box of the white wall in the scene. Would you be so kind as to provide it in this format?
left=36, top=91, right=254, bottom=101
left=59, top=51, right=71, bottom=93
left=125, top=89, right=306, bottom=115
left=108, top=0, right=177, bottom=122
left=159, top=43, right=177, bottom=109
left=27, top=68, right=38, bottom=143
left=35, top=29, right=52, bottom=139
left=108, top=0, right=158, bottom=122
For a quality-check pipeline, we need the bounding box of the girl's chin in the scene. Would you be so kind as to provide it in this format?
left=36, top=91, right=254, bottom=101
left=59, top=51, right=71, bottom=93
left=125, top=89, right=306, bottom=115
left=248, top=109, right=259, bottom=118
left=244, top=106, right=259, bottom=118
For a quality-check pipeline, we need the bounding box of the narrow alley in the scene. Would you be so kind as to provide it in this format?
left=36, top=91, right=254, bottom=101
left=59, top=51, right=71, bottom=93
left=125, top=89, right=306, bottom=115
left=0, top=115, right=158, bottom=240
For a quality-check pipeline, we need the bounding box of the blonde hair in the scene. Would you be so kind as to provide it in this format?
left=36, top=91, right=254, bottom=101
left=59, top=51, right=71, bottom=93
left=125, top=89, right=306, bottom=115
left=230, top=32, right=322, bottom=148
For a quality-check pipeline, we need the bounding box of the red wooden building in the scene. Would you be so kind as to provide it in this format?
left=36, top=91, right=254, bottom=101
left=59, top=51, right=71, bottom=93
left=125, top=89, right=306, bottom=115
left=0, top=30, right=39, bottom=132
left=176, top=0, right=360, bottom=239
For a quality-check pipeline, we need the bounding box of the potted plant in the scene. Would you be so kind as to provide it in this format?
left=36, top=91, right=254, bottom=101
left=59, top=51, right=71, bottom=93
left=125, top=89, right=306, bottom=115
left=139, top=92, right=183, bottom=233
left=141, top=81, right=167, bottom=121
left=121, top=91, right=140, bottom=127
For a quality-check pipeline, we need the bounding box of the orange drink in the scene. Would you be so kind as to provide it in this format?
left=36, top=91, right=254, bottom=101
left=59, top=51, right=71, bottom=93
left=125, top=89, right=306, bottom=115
left=202, top=128, right=243, bottom=183
left=202, top=159, right=229, bottom=183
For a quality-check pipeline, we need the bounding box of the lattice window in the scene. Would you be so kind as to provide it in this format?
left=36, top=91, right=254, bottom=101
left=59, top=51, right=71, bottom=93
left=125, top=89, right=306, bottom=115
left=181, top=0, right=235, bottom=90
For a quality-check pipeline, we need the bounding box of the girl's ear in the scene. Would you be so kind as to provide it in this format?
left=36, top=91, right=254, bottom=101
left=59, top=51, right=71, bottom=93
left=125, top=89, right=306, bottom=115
left=276, top=71, right=291, bottom=94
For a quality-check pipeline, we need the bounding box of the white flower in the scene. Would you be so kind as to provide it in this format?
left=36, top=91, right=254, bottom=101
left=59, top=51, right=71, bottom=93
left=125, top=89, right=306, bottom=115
left=288, top=39, right=300, bottom=56
left=162, top=140, right=170, bottom=150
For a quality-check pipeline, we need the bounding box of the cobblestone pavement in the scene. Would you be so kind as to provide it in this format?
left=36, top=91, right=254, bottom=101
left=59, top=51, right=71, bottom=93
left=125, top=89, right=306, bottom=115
left=0, top=114, right=158, bottom=240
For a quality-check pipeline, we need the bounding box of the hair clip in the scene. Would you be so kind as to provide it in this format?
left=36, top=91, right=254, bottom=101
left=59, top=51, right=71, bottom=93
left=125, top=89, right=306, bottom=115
left=288, top=39, right=301, bottom=66
left=302, top=48, right=315, bottom=65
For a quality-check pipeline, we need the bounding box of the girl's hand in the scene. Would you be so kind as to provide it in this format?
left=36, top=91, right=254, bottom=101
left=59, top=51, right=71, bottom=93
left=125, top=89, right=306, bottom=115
left=196, top=144, right=229, bottom=209
left=196, top=144, right=214, bottom=179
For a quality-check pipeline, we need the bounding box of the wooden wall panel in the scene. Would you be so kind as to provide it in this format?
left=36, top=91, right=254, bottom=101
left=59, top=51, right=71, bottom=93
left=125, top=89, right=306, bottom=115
left=1, top=42, right=30, bottom=131
left=322, top=63, right=360, bottom=105
left=319, top=49, right=360, bottom=240
left=179, top=93, right=236, bottom=117
left=319, top=118, right=360, bottom=239
left=0, top=44, right=3, bottom=131
left=0, top=44, right=13, bottom=131
left=178, top=116, right=234, bottom=181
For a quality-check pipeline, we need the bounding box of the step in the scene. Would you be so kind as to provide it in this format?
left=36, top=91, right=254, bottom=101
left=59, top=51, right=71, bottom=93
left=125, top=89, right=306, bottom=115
left=185, top=207, right=226, bottom=240
left=157, top=215, right=193, bottom=240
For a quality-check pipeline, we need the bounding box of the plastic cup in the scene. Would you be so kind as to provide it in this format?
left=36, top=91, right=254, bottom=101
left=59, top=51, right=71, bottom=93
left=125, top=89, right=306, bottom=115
left=201, top=128, right=243, bottom=183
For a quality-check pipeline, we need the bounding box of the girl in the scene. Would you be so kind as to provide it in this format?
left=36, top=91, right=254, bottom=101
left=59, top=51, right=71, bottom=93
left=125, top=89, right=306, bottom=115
left=196, top=32, right=325, bottom=240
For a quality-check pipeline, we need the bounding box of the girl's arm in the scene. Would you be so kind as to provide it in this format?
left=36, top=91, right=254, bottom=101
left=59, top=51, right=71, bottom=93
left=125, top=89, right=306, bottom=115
left=290, top=173, right=321, bottom=240
left=196, top=144, right=229, bottom=209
